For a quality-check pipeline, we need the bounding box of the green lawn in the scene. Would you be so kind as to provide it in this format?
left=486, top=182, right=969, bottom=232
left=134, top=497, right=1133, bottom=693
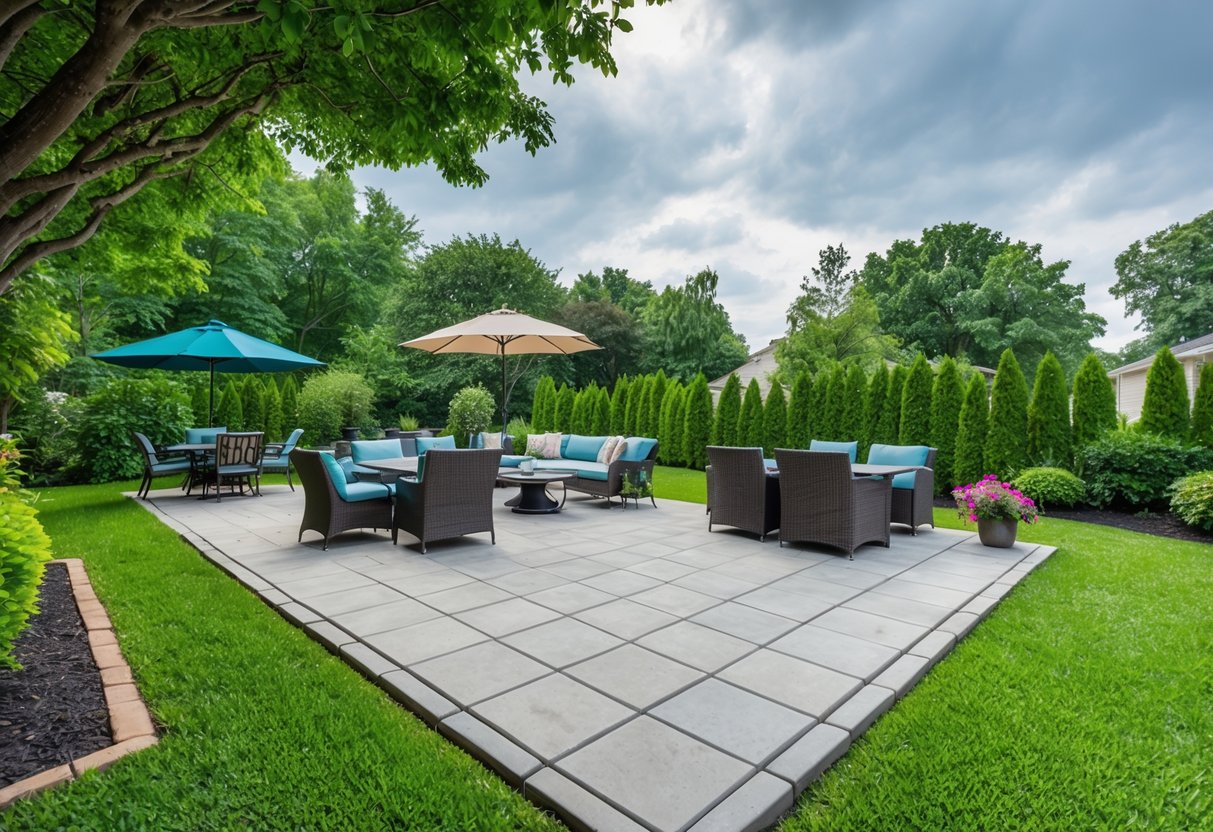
left=5, top=471, right=1209, bottom=830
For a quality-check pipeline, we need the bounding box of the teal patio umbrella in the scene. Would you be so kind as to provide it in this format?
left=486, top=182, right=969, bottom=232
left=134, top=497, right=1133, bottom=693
left=92, top=320, right=325, bottom=425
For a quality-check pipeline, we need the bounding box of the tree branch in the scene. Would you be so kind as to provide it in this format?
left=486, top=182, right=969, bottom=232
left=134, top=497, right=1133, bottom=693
left=0, top=1, right=45, bottom=73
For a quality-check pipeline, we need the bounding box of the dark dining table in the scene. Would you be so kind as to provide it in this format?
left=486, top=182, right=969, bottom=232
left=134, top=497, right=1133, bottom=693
left=764, top=463, right=921, bottom=479
left=354, top=456, right=420, bottom=478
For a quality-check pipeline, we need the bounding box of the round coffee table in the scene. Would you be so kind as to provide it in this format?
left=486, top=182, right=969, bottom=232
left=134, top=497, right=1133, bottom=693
left=498, top=470, right=575, bottom=514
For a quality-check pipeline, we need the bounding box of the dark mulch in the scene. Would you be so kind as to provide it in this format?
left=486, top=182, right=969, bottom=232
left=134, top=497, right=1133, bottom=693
left=0, top=563, right=111, bottom=787
left=934, top=497, right=1213, bottom=544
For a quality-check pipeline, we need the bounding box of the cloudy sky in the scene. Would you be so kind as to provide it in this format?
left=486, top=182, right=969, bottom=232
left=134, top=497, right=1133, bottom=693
left=303, top=0, right=1213, bottom=353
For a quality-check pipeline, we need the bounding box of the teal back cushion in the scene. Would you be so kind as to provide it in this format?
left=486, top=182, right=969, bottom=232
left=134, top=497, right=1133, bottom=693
left=416, top=435, right=456, bottom=456
left=186, top=426, right=227, bottom=444
left=810, top=439, right=858, bottom=463
left=319, top=452, right=352, bottom=499
left=352, top=438, right=403, bottom=463
left=619, top=437, right=658, bottom=462
left=866, top=444, right=930, bottom=488
left=281, top=428, right=304, bottom=452
left=565, top=435, right=606, bottom=462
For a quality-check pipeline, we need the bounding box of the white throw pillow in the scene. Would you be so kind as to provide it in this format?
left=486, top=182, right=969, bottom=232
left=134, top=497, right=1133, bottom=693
left=542, top=432, right=563, bottom=459
left=596, top=435, right=620, bottom=463
left=525, top=433, right=547, bottom=458
left=481, top=432, right=502, bottom=450
left=609, top=437, right=627, bottom=463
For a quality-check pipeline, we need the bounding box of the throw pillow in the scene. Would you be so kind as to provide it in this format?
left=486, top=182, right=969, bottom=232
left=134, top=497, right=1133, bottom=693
left=609, top=437, right=627, bottom=463
left=596, top=435, right=620, bottom=464
left=525, top=433, right=548, bottom=458
left=542, top=432, right=563, bottom=459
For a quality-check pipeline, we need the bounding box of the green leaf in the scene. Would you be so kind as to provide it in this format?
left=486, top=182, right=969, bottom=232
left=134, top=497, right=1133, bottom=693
left=614, top=18, right=633, bottom=32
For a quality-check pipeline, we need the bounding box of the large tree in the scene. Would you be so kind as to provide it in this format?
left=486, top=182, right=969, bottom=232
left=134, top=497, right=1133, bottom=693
left=640, top=268, right=748, bottom=382
left=1112, top=209, right=1213, bottom=350
left=0, top=0, right=664, bottom=296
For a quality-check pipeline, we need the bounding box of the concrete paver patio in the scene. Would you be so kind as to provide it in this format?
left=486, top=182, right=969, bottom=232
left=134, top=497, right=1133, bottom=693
left=140, top=484, right=1053, bottom=832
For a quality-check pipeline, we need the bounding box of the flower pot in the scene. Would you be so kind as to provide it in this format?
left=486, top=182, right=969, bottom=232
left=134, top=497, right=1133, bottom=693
left=977, top=518, right=1018, bottom=548
left=383, top=427, right=401, bottom=439
left=341, top=426, right=360, bottom=442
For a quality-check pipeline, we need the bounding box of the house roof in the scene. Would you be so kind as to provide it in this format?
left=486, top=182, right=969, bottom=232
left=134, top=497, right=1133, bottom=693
left=709, top=339, right=781, bottom=393
left=1109, top=331, right=1213, bottom=376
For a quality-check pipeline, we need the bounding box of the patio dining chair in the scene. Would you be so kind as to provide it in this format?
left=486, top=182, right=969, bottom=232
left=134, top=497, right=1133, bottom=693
left=131, top=431, right=193, bottom=500
left=291, top=449, right=394, bottom=550
left=866, top=445, right=936, bottom=534
left=209, top=431, right=264, bottom=501
left=393, top=448, right=503, bottom=553
left=774, top=448, right=891, bottom=558
left=261, top=428, right=304, bottom=490
left=706, top=446, right=780, bottom=541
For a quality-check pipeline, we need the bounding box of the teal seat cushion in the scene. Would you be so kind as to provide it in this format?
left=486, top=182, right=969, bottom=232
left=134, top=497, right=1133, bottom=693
left=866, top=443, right=930, bottom=488
left=151, top=459, right=193, bottom=474
left=619, top=436, right=658, bottom=462
left=533, top=460, right=609, bottom=481
left=343, top=480, right=395, bottom=501
left=351, top=439, right=404, bottom=463
left=416, top=435, right=456, bottom=456
left=809, top=439, right=858, bottom=462
left=565, top=435, right=606, bottom=462
left=499, top=454, right=532, bottom=468
left=763, top=458, right=777, bottom=470
left=186, top=426, right=227, bottom=444
left=320, top=453, right=393, bottom=500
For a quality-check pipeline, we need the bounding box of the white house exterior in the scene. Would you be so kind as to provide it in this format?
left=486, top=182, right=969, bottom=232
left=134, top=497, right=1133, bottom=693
left=1108, top=331, right=1213, bottom=421
left=709, top=340, right=781, bottom=401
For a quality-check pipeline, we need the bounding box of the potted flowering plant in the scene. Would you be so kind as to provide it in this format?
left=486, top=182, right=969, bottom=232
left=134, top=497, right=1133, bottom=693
left=952, top=474, right=1039, bottom=547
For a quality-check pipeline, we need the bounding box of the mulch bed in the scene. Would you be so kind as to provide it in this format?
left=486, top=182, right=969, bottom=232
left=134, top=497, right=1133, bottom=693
left=0, top=563, right=111, bottom=788
left=934, top=497, right=1212, bottom=544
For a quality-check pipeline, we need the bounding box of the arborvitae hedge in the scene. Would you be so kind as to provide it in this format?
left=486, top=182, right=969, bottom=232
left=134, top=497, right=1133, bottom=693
left=571, top=386, right=593, bottom=434
left=864, top=362, right=890, bottom=458
left=1027, top=351, right=1072, bottom=467
left=986, top=348, right=1029, bottom=478
left=554, top=383, right=575, bottom=432
left=842, top=365, right=868, bottom=448
left=683, top=373, right=713, bottom=469
left=954, top=373, right=989, bottom=487
left=1071, top=353, right=1116, bottom=450
left=609, top=376, right=629, bottom=434
left=808, top=370, right=831, bottom=442
left=624, top=374, right=647, bottom=436
left=646, top=371, right=668, bottom=439
left=1140, top=346, right=1190, bottom=440
left=658, top=382, right=683, bottom=464
left=930, top=356, right=964, bottom=492
left=763, top=383, right=787, bottom=455
left=241, top=376, right=264, bottom=432
left=262, top=382, right=284, bottom=442
left=713, top=374, right=742, bottom=446
left=190, top=382, right=210, bottom=427
left=280, top=375, right=299, bottom=429
left=899, top=353, right=933, bottom=445
left=822, top=366, right=847, bottom=442
left=592, top=387, right=612, bottom=435
left=739, top=379, right=765, bottom=448
left=215, top=378, right=244, bottom=431
left=878, top=365, right=907, bottom=446
left=531, top=376, right=555, bottom=433
left=786, top=372, right=813, bottom=450
left=1191, top=363, right=1213, bottom=449
left=666, top=385, right=689, bottom=466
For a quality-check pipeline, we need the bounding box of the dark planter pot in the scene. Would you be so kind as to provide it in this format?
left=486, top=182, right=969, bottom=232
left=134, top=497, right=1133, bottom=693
left=383, top=427, right=401, bottom=439
left=977, top=518, right=1018, bottom=548
left=340, top=426, right=360, bottom=442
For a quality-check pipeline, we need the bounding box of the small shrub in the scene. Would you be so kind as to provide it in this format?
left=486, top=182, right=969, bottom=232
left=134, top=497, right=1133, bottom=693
left=506, top=416, right=531, bottom=456
left=10, top=390, right=83, bottom=486
left=1012, top=467, right=1086, bottom=510
left=1169, top=471, right=1213, bottom=531
left=398, top=413, right=420, bottom=431
left=1080, top=432, right=1213, bottom=510
left=448, top=385, right=495, bottom=438
left=298, top=370, right=375, bottom=445
left=0, top=438, right=54, bottom=669
left=75, top=377, right=193, bottom=482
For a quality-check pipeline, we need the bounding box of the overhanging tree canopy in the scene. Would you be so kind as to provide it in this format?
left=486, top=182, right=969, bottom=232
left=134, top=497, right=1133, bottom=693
left=0, top=0, right=664, bottom=295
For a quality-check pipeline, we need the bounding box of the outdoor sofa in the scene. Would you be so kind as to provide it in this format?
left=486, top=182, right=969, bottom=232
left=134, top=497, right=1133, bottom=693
left=525, top=433, right=659, bottom=506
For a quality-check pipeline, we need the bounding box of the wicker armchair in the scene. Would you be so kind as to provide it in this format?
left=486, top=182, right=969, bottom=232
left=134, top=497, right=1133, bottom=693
left=291, top=449, right=393, bottom=550
left=866, top=445, right=937, bottom=534
left=261, top=428, right=304, bottom=490
left=774, top=449, right=891, bottom=558
left=210, top=431, right=264, bottom=501
left=392, top=448, right=503, bottom=553
left=706, top=446, right=780, bottom=541
left=131, top=431, right=193, bottom=499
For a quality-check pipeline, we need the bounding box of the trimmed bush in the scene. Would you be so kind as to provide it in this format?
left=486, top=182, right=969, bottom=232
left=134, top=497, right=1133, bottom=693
left=0, top=438, right=54, bottom=669
left=954, top=373, right=989, bottom=488
left=448, top=385, right=495, bottom=438
left=241, top=376, right=264, bottom=433
left=786, top=371, right=813, bottom=450
left=1012, top=467, right=1086, bottom=511
left=821, top=366, right=847, bottom=442
left=713, top=374, right=742, bottom=446
left=298, top=370, right=375, bottom=445
left=739, top=379, right=764, bottom=448
left=666, top=385, right=689, bottom=467
left=877, top=365, right=908, bottom=447
left=609, top=376, right=630, bottom=435
left=930, top=356, right=964, bottom=493
left=530, top=376, right=556, bottom=433
left=842, top=365, right=868, bottom=448
left=214, top=378, right=243, bottom=433
left=279, top=375, right=299, bottom=428
left=1071, top=352, right=1117, bottom=450
left=262, top=382, right=283, bottom=442
left=658, top=381, right=684, bottom=465
left=645, top=370, right=668, bottom=440
left=554, top=383, right=575, bottom=432
left=1027, top=352, right=1072, bottom=468
left=1140, top=347, right=1190, bottom=440
left=592, top=387, right=612, bottom=435
left=570, top=386, right=592, bottom=434
left=624, top=375, right=646, bottom=436
left=1080, top=431, right=1213, bottom=510
left=682, top=373, right=713, bottom=470
left=75, top=377, right=193, bottom=482
left=190, top=382, right=210, bottom=427
left=1169, top=471, right=1213, bottom=531
left=864, top=362, right=890, bottom=458
left=986, top=348, right=1029, bottom=479
left=899, top=353, right=933, bottom=445
left=1190, top=364, right=1213, bottom=449
left=506, top=416, right=531, bottom=458
left=763, top=383, right=787, bottom=456
left=808, top=370, right=831, bottom=441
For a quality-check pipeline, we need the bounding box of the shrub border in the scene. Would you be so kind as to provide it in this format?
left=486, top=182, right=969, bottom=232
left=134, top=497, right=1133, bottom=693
left=0, top=559, right=158, bottom=808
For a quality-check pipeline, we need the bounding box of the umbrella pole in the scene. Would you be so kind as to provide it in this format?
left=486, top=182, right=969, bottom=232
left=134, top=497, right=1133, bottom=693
left=209, top=362, right=216, bottom=427
left=500, top=350, right=508, bottom=434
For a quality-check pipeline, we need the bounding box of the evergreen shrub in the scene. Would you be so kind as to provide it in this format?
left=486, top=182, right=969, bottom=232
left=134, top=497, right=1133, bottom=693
left=1071, top=353, right=1117, bottom=449
left=1190, top=364, right=1213, bottom=449
left=682, top=373, right=713, bottom=470
left=1169, top=471, right=1213, bottom=531
left=1011, top=467, right=1086, bottom=510
left=298, top=370, right=375, bottom=445
left=1027, top=352, right=1072, bottom=467
left=930, top=356, right=964, bottom=493
left=786, top=371, right=812, bottom=450
left=899, top=354, right=933, bottom=445
left=739, top=379, right=764, bottom=448
left=1080, top=432, right=1213, bottom=510
left=986, top=349, right=1029, bottom=478
left=713, top=374, right=742, bottom=446
left=763, top=383, right=787, bottom=456
left=1140, top=347, right=1189, bottom=440
left=953, top=373, right=989, bottom=489
left=75, top=377, right=193, bottom=482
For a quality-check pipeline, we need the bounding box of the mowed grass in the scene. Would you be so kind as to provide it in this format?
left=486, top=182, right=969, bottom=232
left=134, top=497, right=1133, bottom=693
left=4, top=479, right=563, bottom=831
left=6, top=470, right=1210, bottom=830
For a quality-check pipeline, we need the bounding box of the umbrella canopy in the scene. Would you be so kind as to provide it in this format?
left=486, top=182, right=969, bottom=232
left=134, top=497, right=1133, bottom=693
left=401, top=307, right=600, bottom=429
left=92, top=320, right=325, bottom=425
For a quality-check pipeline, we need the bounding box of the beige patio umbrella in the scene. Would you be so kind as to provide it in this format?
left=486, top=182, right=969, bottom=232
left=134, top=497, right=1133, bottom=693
left=401, top=306, right=601, bottom=429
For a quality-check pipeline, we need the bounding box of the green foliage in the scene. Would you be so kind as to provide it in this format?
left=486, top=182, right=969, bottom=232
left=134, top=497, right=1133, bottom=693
left=808, top=370, right=831, bottom=442
left=569, top=387, right=592, bottom=434
left=215, top=379, right=244, bottom=433
left=640, top=269, right=749, bottom=382
left=664, top=386, right=689, bottom=467
left=297, top=370, right=375, bottom=446
left=1140, top=347, right=1190, bottom=441
left=954, top=373, right=990, bottom=488
left=739, top=380, right=765, bottom=448
left=1112, top=209, right=1213, bottom=350
left=1169, top=471, right=1213, bottom=531
left=75, top=378, right=193, bottom=482
left=506, top=417, right=531, bottom=459
left=762, top=383, right=788, bottom=456
left=863, top=362, right=890, bottom=460
left=190, top=383, right=210, bottom=427
left=9, top=390, right=82, bottom=486
left=279, top=376, right=299, bottom=429
left=397, top=414, right=420, bottom=431
left=657, top=382, right=684, bottom=465
left=0, top=438, right=54, bottom=669
left=930, top=357, right=964, bottom=492
left=448, top=385, right=495, bottom=438
left=554, top=384, right=576, bottom=433
left=821, top=366, right=847, bottom=442
left=1192, top=364, right=1213, bottom=449
left=1027, top=352, right=1072, bottom=468
left=645, top=371, right=668, bottom=439
left=624, top=375, right=647, bottom=436
left=713, top=374, right=742, bottom=447
left=1079, top=432, right=1213, bottom=510
left=241, top=377, right=265, bottom=434
left=1011, top=467, right=1087, bottom=511
left=609, top=376, right=630, bottom=435
left=682, top=374, right=713, bottom=470
left=786, top=372, right=813, bottom=450
left=899, top=354, right=933, bottom=445
left=876, top=365, right=908, bottom=447
left=592, top=388, right=612, bottom=436
left=1071, top=353, right=1117, bottom=450
left=841, top=365, right=868, bottom=450
left=262, top=382, right=284, bottom=443
left=530, top=377, right=552, bottom=434
left=986, top=349, right=1030, bottom=478
left=0, top=273, right=75, bottom=432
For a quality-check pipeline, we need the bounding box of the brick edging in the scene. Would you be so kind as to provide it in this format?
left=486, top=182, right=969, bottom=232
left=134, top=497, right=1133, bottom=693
left=0, top=559, right=158, bottom=809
